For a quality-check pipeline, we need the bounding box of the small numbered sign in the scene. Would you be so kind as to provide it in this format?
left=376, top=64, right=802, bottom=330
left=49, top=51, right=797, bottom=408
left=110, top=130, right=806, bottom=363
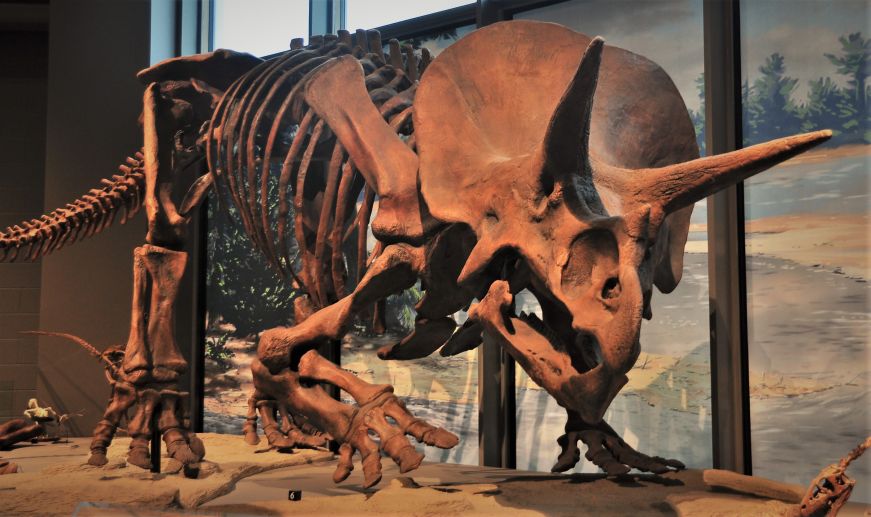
left=288, top=490, right=302, bottom=501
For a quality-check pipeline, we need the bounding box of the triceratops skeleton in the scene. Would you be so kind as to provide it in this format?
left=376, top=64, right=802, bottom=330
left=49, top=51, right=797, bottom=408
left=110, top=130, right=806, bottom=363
left=0, top=21, right=830, bottom=488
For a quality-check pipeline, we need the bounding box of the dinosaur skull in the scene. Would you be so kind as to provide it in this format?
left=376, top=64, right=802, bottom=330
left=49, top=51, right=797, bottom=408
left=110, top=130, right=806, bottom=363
left=412, top=21, right=828, bottom=422
left=798, top=463, right=855, bottom=516
left=305, top=21, right=831, bottom=424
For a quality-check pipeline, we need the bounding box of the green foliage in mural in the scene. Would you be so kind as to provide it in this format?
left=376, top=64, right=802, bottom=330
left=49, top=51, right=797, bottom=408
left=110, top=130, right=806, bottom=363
left=206, top=184, right=297, bottom=337
left=387, top=284, right=422, bottom=332
left=689, top=73, right=706, bottom=155
left=825, top=32, right=870, bottom=132
left=745, top=52, right=803, bottom=143
left=801, top=77, right=851, bottom=134
left=689, top=31, right=869, bottom=150
left=205, top=332, right=235, bottom=371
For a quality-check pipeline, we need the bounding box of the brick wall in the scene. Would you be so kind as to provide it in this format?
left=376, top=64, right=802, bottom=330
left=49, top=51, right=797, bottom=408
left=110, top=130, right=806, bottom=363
left=0, top=30, right=48, bottom=423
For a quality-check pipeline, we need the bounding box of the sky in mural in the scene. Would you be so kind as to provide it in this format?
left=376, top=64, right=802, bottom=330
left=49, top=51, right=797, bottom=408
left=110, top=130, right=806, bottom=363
left=741, top=0, right=869, bottom=102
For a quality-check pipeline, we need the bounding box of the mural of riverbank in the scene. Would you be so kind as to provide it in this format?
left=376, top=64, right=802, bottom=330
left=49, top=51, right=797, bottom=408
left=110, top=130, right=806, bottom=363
left=744, top=145, right=869, bottom=503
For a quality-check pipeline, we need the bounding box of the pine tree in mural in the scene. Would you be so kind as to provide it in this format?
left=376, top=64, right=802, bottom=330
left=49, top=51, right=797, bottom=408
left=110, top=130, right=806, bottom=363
left=801, top=77, right=850, bottom=135
left=824, top=32, right=870, bottom=142
left=741, top=79, right=754, bottom=144
left=689, top=72, right=706, bottom=155
left=747, top=53, right=802, bottom=143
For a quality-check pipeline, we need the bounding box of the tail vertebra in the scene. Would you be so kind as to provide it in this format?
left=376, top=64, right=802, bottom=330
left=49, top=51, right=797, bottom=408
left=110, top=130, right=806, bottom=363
left=0, top=152, right=146, bottom=262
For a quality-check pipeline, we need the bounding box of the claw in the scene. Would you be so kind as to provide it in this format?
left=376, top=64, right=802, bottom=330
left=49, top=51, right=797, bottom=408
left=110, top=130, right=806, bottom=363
left=333, top=442, right=355, bottom=483
left=243, top=417, right=260, bottom=445
left=187, top=432, right=206, bottom=460
left=382, top=398, right=458, bottom=449
left=127, top=441, right=151, bottom=469
left=421, top=427, right=459, bottom=449
left=343, top=424, right=384, bottom=488
left=88, top=451, right=109, bottom=466
left=568, top=425, right=683, bottom=476
left=364, top=407, right=424, bottom=473
left=286, top=426, right=330, bottom=449
left=657, top=456, right=686, bottom=470
left=361, top=451, right=383, bottom=488
left=552, top=432, right=582, bottom=473
left=166, top=441, right=199, bottom=464
left=164, top=428, right=202, bottom=464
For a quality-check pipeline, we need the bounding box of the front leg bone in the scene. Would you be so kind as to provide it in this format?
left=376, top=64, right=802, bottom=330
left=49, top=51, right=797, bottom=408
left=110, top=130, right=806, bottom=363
left=111, top=244, right=203, bottom=469
left=252, top=244, right=457, bottom=487
left=258, top=243, right=422, bottom=373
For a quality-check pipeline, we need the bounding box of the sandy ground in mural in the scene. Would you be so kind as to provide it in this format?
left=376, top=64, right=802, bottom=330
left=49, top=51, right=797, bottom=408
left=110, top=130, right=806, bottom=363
left=686, top=144, right=869, bottom=279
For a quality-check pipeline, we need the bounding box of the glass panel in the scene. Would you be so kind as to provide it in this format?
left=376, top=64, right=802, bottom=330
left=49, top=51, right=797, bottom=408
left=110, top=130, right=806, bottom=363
left=514, top=0, right=711, bottom=473
left=345, top=1, right=472, bottom=30
left=204, top=196, right=297, bottom=434
left=213, top=0, right=309, bottom=56
left=205, top=2, right=307, bottom=432
left=740, top=0, right=869, bottom=502
left=340, top=25, right=479, bottom=466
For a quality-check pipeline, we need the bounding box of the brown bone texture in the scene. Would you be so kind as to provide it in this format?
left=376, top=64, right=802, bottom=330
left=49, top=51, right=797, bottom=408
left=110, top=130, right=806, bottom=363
left=0, top=152, right=146, bottom=263
left=0, top=419, right=43, bottom=450
left=0, top=21, right=835, bottom=488
left=122, top=244, right=188, bottom=380
left=409, top=21, right=829, bottom=473
left=793, top=436, right=870, bottom=517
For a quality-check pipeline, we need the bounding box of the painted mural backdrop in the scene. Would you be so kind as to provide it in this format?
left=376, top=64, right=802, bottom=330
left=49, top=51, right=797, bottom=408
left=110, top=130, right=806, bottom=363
left=204, top=26, right=481, bottom=466
left=740, top=0, right=869, bottom=503
left=516, top=0, right=712, bottom=473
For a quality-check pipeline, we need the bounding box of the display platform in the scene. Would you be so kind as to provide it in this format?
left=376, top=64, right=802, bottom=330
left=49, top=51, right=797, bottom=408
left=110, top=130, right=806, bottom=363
left=1, top=433, right=868, bottom=516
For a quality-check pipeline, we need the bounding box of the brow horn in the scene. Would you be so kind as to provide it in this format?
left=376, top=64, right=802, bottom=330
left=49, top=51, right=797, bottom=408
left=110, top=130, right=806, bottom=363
left=607, top=129, right=832, bottom=214
left=540, top=37, right=604, bottom=182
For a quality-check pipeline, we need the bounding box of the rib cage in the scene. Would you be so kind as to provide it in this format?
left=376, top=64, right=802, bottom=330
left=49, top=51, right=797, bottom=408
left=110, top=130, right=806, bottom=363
left=208, top=29, right=429, bottom=309
left=0, top=153, right=146, bottom=262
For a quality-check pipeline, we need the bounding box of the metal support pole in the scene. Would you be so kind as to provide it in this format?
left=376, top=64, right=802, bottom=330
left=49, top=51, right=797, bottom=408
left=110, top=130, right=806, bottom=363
left=703, top=0, right=752, bottom=475
left=150, top=402, right=162, bottom=473
left=478, top=334, right=515, bottom=468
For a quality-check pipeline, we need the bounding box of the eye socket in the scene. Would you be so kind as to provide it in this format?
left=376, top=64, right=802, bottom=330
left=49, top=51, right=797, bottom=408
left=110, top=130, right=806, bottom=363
left=540, top=172, right=555, bottom=197
left=601, top=277, right=621, bottom=299
left=561, top=229, right=619, bottom=298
